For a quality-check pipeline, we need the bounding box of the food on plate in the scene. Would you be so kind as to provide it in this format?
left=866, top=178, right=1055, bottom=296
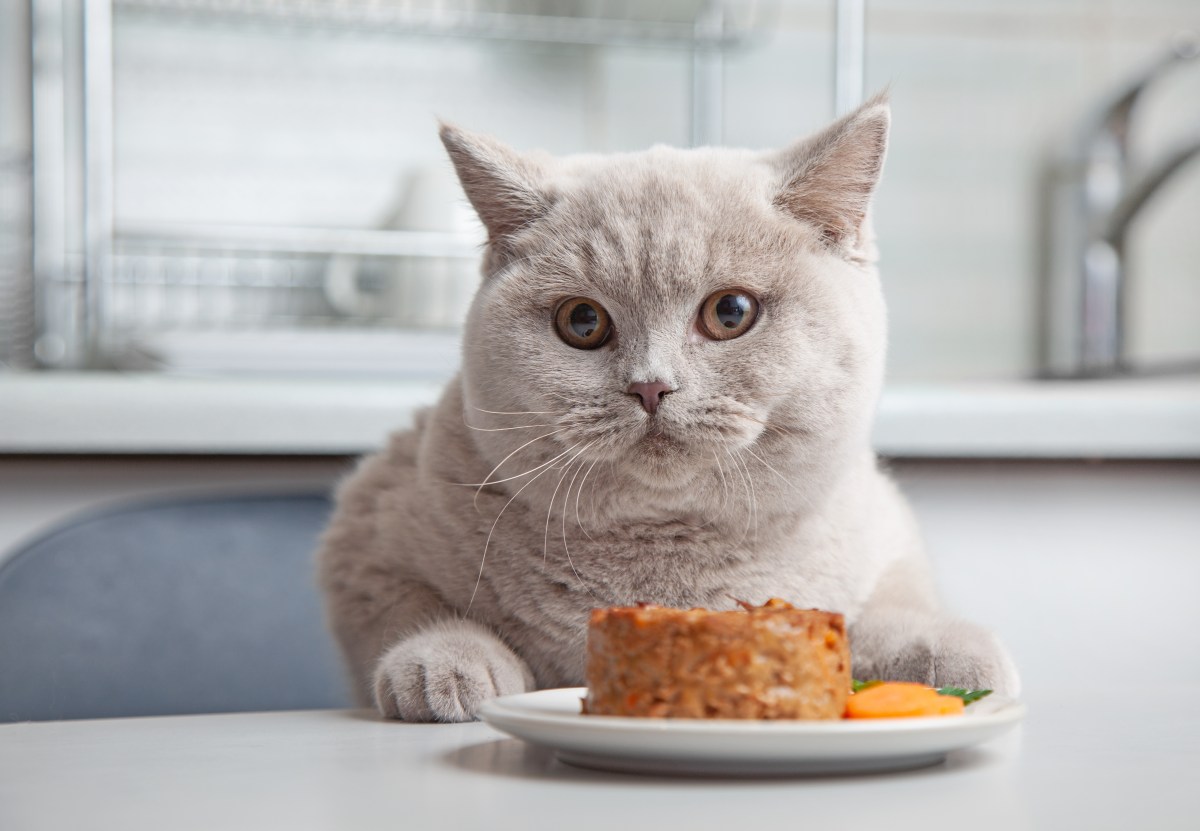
left=932, top=685, right=994, bottom=705
left=844, top=681, right=983, bottom=718
left=582, top=598, right=850, bottom=719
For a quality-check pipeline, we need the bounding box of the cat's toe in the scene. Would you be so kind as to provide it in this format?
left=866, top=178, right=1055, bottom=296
left=372, top=623, right=534, bottom=722
left=932, top=625, right=1021, bottom=697
left=421, top=665, right=499, bottom=722
left=373, top=655, right=432, bottom=721
left=851, top=612, right=1020, bottom=696
left=855, top=639, right=937, bottom=687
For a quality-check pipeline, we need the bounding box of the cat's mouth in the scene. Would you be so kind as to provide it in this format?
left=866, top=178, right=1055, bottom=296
left=553, top=396, right=764, bottom=463
left=639, top=426, right=683, bottom=454
left=634, top=418, right=707, bottom=462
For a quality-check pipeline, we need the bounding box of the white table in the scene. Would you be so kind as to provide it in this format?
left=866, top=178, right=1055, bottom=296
left=1, top=689, right=1196, bottom=831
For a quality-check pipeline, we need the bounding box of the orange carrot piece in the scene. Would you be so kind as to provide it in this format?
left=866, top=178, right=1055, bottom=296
left=844, top=682, right=966, bottom=719
left=934, top=695, right=966, bottom=716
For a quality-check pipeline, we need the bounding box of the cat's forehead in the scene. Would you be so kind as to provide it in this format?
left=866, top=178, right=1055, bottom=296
left=557, top=146, right=770, bottom=214
left=527, top=147, right=792, bottom=303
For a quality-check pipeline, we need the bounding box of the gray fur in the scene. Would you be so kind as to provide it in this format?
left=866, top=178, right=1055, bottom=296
left=317, top=97, right=1019, bottom=722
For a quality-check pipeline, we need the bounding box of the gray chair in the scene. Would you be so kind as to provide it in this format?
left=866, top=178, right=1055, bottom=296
left=0, top=493, right=354, bottom=722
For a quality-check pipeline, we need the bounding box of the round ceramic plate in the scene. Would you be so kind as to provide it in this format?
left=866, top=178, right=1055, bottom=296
left=479, top=687, right=1024, bottom=776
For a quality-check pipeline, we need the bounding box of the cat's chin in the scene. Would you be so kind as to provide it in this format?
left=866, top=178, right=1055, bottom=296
left=638, top=428, right=685, bottom=455
left=622, top=458, right=703, bottom=491
left=618, top=430, right=729, bottom=490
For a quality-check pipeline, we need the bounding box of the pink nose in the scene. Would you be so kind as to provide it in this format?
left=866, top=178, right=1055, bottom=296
left=626, top=380, right=674, bottom=415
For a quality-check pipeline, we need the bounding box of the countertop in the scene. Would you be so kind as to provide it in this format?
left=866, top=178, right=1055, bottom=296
left=1, top=688, right=1196, bottom=831
left=2, top=372, right=1199, bottom=458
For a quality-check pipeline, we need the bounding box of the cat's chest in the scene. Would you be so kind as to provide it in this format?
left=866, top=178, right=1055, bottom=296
left=507, top=521, right=779, bottom=606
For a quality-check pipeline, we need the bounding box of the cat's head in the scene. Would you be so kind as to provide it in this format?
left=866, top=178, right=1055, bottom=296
left=445, top=97, right=890, bottom=497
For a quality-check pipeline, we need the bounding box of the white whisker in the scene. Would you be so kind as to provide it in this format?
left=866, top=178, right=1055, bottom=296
left=573, top=457, right=602, bottom=541
left=460, top=444, right=577, bottom=494
left=726, top=449, right=755, bottom=548
left=543, top=391, right=590, bottom=408
left=460, top=427, right=568, bottom=510
left=464, top=422, right=556, bottom=432
left=594, top=458, right=617, bottom=527
left=544, top=443, right=591, bottom=565
left=745, top=446, right=816, bottom=511
left=742, top=453, right=759, bottom=546
left=465, top=445, right=577, bottom=617
left=687, top=451, right=729, bottom=531
left=561, top=448, right=592, bottom=558
left=560, top=453, right=598, bottom=600
left=714, top=452, right=731, bottom=518
left=471, top=407, right=562, bottom=416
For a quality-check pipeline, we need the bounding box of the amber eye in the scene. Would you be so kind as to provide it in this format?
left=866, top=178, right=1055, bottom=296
left=699, top=290, right=759, bottom=340
left=555, top=297, right=612, bottom=349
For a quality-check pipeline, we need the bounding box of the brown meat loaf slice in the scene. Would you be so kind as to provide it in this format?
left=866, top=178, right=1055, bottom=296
left=583, top=599, right=850, bottom=719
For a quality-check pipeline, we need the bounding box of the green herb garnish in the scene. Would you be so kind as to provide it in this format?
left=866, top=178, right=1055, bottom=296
left=850, top=679, right=993, bottom=705
left=851, top=679, right=883, bottom=693
left=935, top=686, right=993, bottom=705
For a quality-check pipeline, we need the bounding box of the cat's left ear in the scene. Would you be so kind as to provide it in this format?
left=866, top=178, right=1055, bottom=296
left=438, top=123, right=551, bottom=249
left=770, top=93, right=890, bottom=253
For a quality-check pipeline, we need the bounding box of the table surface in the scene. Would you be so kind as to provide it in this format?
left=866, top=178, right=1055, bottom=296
left=1, top=689, right=1196, bottom=831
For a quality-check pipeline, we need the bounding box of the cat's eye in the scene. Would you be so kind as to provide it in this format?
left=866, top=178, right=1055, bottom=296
left=698, top=290, right=759, bottom=340
left=555, top=297, right=612, bottom=349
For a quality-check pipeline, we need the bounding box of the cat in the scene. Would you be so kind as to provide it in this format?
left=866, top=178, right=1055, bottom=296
left=317, top=94, right=1020, bottom=722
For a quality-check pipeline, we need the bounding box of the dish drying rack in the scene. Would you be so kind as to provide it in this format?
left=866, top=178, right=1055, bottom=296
left=26, top=0, right=774, bottom=373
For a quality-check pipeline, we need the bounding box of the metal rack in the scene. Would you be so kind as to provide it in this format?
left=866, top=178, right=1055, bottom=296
left=118, top=0, right=757, bottom=48
left=27, top=0, right=774, bottom=372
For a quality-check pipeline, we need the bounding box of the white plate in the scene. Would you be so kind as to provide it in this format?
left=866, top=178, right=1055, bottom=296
left=479, top=687, right=1025, bottom=776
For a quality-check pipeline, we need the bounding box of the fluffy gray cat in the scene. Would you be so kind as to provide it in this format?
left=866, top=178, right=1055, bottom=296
left=317, top=96, right=1020, bottom=722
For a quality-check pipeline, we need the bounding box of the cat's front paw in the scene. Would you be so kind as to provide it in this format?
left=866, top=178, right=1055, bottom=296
left=851, top=613, right=1020, bottom=698
left=928, top=622, right=1020, bottom=697
left=372, top=621, right=535, bottom=722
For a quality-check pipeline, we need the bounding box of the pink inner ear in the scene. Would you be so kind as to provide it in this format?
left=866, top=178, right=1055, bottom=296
left=776, top=181, right=870, bottom=247
left=772, top=100, right=889, bottom=249
left=439, top=124, right=550, bottom=245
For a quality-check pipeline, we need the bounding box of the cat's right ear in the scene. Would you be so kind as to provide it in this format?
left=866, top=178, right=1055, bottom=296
left=438, top=124, right=551, bottom=250
left=769, top=93, right=890, bottom=255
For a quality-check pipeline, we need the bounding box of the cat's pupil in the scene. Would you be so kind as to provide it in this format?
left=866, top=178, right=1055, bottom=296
left=569, top=303, right=599, bottom=338
left=715, top=294, right=750, bottom=329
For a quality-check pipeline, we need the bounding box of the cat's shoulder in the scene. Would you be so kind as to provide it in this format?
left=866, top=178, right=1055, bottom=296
left=332, top=422, right=423, bottom=504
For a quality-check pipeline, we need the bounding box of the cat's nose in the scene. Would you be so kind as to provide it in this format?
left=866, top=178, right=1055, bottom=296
left=626, top=380, right=675, bottom=415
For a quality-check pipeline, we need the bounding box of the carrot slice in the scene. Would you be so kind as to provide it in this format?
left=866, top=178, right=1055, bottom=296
left=844, top=681, right=966, bottom=719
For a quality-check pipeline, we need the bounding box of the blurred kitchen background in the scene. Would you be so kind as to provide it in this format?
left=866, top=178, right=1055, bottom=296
left=2, top=0, right=1199, bottom=380
left=1, top=2, right=1198, bottom=721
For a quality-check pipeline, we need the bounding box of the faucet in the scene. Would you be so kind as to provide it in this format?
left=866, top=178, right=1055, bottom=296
left=1039, top=32, right=1200, bottom=378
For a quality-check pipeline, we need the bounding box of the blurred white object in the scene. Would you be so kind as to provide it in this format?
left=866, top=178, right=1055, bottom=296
left=123, top=329, right=462, bottom=377
left=324, top=163, right=483, bottom=327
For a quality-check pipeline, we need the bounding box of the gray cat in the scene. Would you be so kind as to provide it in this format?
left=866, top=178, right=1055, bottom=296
left=317, top=95, right=1020, bottom=722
